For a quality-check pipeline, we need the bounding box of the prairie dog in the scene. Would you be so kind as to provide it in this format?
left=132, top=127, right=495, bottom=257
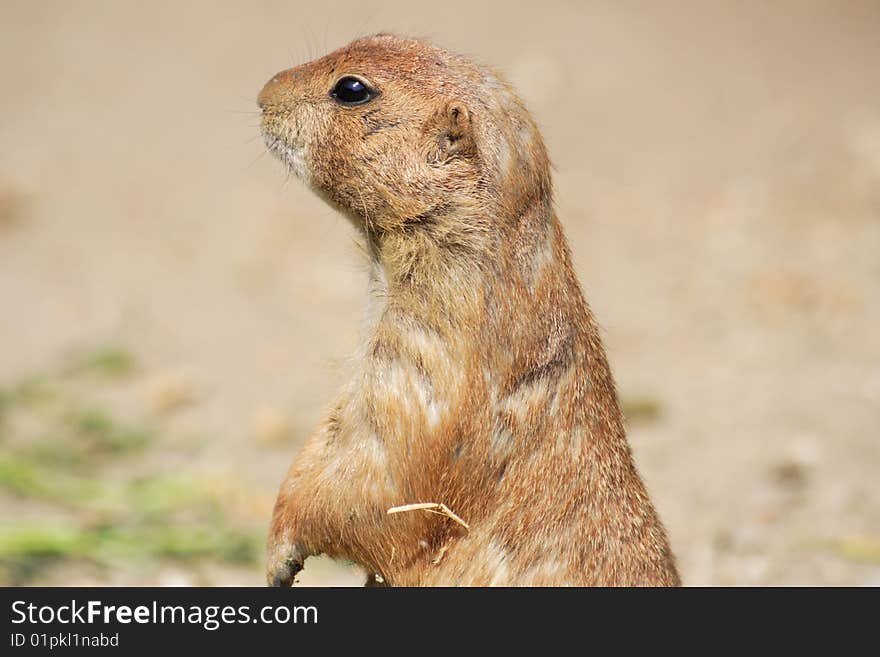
left=258, top=34, right=679, bottom=586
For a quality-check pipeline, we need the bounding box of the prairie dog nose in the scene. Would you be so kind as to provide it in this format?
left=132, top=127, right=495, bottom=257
left=258, top=69, right=295, bottom=109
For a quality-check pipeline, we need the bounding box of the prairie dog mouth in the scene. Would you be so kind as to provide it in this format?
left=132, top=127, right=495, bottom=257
left=262, top=127, right=310, bottom=182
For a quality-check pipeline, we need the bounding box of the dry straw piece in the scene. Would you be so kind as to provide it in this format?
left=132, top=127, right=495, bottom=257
left=386, top=502, right=470, bottom=531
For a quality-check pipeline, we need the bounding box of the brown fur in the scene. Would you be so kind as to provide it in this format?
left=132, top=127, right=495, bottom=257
left=258, top=34, right=680, bottom=586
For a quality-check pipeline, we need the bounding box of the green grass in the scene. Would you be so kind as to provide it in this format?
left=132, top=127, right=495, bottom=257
left=1, top=377, right=58, bottom=408
left=621, top=396, right=663, bottom=425
left=831, top=536, right=880, bottom=565
left=0, top=456, right=263, bottom=583
left=0, top=454, right=49, bottom=498
left=0, top=521, right=259, bottom=585
left=0, top=357, right=263, bottom=584
left=72, top=407, right=154, bottom=455
left=68, top=346, right=137, bottom=379
left=0, top=522, right=258, bottom=565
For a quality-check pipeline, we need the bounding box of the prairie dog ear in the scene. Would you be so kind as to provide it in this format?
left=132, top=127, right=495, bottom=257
left=426, top=100, right=477, bottom=163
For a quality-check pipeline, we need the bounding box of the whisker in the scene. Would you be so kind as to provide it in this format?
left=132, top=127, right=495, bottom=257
left=246, top=148, right=271, bottom=169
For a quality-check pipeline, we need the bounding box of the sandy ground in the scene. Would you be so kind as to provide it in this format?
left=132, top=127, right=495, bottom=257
left=1, top=0, right=879, bottom=585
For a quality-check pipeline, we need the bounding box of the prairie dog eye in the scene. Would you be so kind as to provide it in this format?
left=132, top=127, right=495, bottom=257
left=331, top=76, right=376, bottom=105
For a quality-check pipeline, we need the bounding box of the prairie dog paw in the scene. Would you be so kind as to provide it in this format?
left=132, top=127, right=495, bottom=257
left=266, top=543, right=305, bottom=587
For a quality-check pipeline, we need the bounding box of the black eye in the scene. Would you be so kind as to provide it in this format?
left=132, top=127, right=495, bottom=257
left=331, top=76, right=376, bottom=105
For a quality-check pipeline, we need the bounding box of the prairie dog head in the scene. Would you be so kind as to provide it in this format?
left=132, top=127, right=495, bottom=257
left=258, top=34, right=551, bottom=236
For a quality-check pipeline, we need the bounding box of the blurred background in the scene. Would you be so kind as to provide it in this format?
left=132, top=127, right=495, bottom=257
left=1, top=0, right=878, bottom=586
